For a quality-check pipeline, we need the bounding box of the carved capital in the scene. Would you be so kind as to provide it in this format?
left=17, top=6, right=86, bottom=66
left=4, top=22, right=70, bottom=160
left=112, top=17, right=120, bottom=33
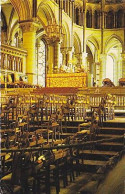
left=20, top=21, right=39, bottom=33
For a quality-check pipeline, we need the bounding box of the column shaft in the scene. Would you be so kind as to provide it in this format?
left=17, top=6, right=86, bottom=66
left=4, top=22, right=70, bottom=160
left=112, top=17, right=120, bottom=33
left=20, top=22, right=39, bottom=84
left=54, top=41, right=60, bottom=73
left=48, top=44, right=54, bottom=74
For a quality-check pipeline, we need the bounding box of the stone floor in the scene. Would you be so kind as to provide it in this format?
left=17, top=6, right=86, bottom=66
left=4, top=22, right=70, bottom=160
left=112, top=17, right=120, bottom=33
left=96, top=156, right=125, bottom=194
left=50, top=172, right=92, bottom=194
left=50, top=156, right=125, bottom=194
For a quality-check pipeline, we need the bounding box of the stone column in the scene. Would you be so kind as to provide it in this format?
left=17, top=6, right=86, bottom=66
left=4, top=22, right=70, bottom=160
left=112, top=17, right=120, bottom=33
left=62, top=51, right=66, bottom=67
left=47, top=43, right=54, bottom=74
left=99, top=53, right=107, bottom=86
left=83, top=0, right=86, bottom=53
left=66, top=48, right=72, bottom=70
left=64, top=0, right=66, bottom=13
left=4, top=54, right=8, bottom=89
left=101, top=0, right=106, bottom=57
left=67, top=0, right=69, bottom=16
left=79, top=52, right=83, bottom=68
left=70, top=0, right=74, bottom=47
left=54, top=41, right=61, bottom=73
left=69, top=0, right=72, bottom=17
left=121, top=53, right=125, bottom=78
left=67, top=48, right=72, bottom=63
left=80, top=0, right=87, bottom=72
left=20, top=21, right=39, bottom=84
left=82, top=52, right=88, bottom=72
left=114, top=59, right=118, bottom=86
left=93, top=62, right=96, bottom=83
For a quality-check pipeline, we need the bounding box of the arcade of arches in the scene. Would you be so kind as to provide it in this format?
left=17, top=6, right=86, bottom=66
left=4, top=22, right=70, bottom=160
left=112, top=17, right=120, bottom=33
left=1, top=0, right=125, bottom=87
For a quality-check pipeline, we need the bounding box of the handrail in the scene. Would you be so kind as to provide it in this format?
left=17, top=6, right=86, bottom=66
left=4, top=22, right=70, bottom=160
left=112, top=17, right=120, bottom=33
left=1, top=136, right=123, bottom=153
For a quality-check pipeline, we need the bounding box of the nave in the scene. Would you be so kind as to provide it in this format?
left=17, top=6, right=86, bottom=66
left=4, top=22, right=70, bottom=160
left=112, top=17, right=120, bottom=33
left=1, top=0, right=125, bottom=193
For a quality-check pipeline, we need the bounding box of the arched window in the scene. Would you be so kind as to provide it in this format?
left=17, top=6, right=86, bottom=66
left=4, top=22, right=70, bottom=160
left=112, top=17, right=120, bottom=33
left=94, top=10, right=99, bottom=29
left=59, top=52, right=63, bottom=68
left=63, top=0, right=65, bottom=11
left=13, top=32, right=19, bottom=47
left=106, top=11, right=114, bottom=29
left=1, top=10, right=7, bottom=44
left=36, top=39, right=46, bottom=87
left=76, top=8, right=79, bottom=25
left=106, top=55, right=114, bottom=82
left=86, top=10, right=92, bottom=28
left=117, top=10, right=123, bottom=28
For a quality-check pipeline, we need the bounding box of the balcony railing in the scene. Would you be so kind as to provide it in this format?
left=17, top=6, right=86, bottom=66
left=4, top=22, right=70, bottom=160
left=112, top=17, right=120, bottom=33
left=1, top=44, right=27, bottom=74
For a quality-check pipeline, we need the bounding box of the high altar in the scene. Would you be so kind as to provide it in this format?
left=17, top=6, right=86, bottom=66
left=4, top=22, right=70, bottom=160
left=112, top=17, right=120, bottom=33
left=46, top=73, right=87, bottom=88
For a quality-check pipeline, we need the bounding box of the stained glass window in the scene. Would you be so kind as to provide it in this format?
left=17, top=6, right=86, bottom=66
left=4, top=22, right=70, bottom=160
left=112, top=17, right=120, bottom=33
left=36, top=39, right=46, bottom=87
left=106, top=55, right=114, bottom=82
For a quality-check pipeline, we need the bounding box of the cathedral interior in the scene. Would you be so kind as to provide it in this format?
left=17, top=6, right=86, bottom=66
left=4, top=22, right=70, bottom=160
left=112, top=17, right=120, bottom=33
left=0, top=0, right=125, bottom=194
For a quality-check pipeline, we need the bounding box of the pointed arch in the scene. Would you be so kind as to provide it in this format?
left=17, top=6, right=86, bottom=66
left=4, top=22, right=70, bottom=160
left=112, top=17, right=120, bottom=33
left=62, top=21, right=70, bottom=48
left=86, top=35, right=99, bottom=57
left=1, top=10, right=7, bottom=31
left=105, top=34, right=124, bottom=53
left=9, top=20, right=19, bottom=42
left=37, top=1, right=56, bottom=26
left=10, top=0, right=32, bottom=21
left=73, top=32, right=82, bottom=54
left=105, top=6, right=114, bottom=12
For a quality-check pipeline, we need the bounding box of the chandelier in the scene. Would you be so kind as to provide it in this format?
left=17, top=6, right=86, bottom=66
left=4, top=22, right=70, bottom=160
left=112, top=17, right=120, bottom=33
left=45, top=18, right=62, bottom=43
